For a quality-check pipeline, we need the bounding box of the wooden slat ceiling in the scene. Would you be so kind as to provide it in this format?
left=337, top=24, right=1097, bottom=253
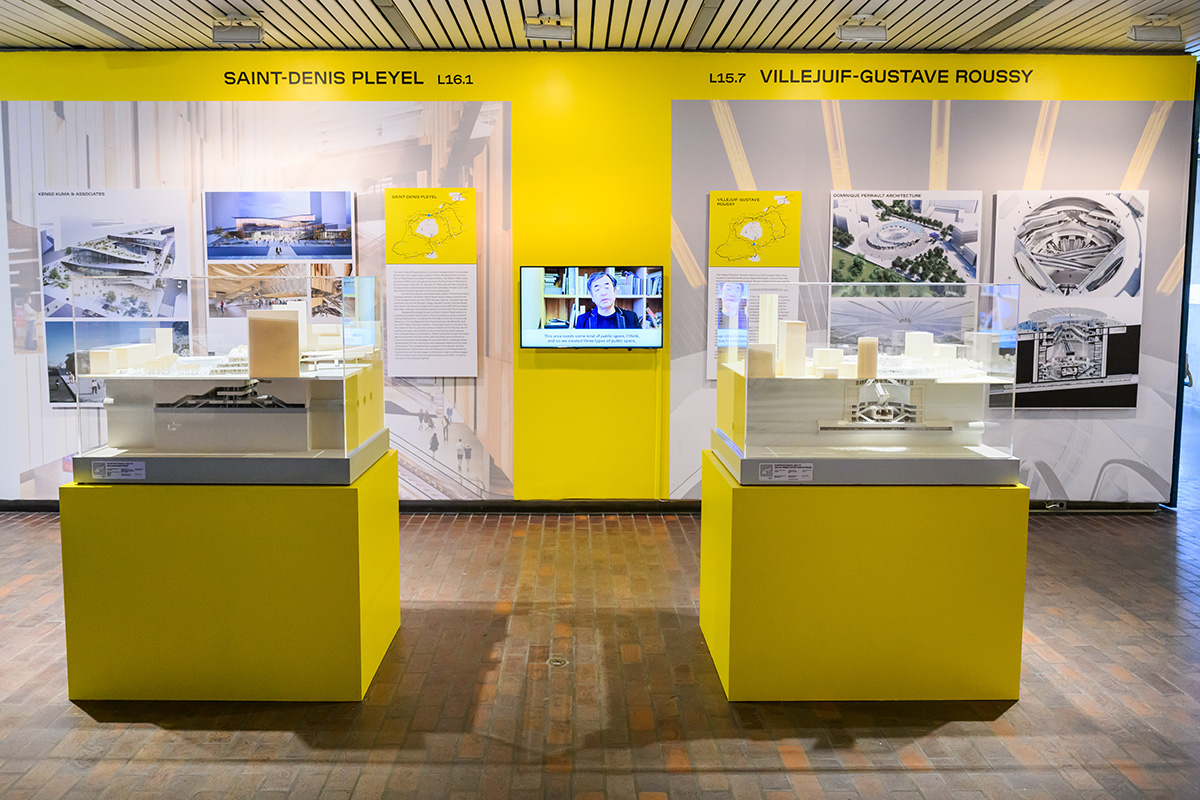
left=0, top=0, right=1197, bottom=52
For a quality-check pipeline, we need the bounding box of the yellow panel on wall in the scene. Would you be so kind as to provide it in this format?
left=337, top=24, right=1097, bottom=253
left=708, top=191, right=802, bottom=267
left=509, top=56, right=672, bottom=500
left=384, top=187, right=477, bottom=264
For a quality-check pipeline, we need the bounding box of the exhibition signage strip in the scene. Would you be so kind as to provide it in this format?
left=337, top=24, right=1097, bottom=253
left=0, top=53, right=1192, bottom=102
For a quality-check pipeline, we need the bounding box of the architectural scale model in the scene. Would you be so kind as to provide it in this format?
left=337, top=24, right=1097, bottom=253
left=72, top=312, right=386, bottom=484
left=713, top=321, right=1018, bottom=485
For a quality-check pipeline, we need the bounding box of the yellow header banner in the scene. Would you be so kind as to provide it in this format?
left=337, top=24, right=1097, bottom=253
left=0, top=51, right=1194, bottom=103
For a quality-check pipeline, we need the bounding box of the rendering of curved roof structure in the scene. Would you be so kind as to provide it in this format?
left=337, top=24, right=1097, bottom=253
left=1013, top=197, right=1127, bottom=296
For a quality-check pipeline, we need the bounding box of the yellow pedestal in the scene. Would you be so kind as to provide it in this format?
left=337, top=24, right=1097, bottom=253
left=700, top=450, right=1029, bottom=701
left=59, top=451, right=401, bottom=701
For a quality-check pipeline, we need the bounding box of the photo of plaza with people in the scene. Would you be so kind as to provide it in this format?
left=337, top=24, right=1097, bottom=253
left=205, top=190, right=354, bottom=261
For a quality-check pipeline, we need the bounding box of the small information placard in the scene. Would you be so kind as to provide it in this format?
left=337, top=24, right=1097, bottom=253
left=92, top=461, right=147, bottom=481
left=757, top=462, right=813, bottom=483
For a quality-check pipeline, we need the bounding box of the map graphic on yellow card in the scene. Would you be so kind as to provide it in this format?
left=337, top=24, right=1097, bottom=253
left=708, top=191, right=801, bottom=267
left=385, top=188, right=476, bottom=264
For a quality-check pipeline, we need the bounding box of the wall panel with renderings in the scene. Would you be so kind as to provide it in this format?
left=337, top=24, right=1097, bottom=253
left=0, top=51, right=1193, bottom=503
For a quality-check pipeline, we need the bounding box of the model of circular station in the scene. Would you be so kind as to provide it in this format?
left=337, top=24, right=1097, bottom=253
left=1013, top=197, right=1128, bottom=296
left=859, top=220, right=934, bottom=259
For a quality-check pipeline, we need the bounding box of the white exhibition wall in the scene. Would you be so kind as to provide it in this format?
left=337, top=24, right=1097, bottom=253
left=670, top=98, right=1196, bottom=504
left=1, top=100, right=513, bottom=501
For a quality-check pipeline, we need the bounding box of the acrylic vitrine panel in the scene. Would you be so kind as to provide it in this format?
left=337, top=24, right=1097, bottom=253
left=70, top=276, right=386, bottom=485
left=713, top=282, right=1019, bottom=485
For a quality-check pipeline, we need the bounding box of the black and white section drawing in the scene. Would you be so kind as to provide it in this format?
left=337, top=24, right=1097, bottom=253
left=993, top=190, right=1146, bottom=408
left=1005, top=306, right=1140, bottom=408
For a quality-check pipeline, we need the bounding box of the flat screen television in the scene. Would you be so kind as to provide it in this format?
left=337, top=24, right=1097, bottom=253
left=520, top=266, right=664, bottom=349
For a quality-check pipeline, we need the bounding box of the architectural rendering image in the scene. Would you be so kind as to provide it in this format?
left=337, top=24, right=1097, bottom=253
left=35, top=189, right=189, bottom=347
left=41, top=225, right=177, bottom=286
left=995, top=190, right=1147, bottom=299
left=205, top=190, right=354, bottom=262
left=1023, top=307, right=1116, bottom=381
left=993, top=190, right=1145, bottom=408
left=208, top=260, right=353, bottom=278
left=208, top=274, right=309, bottom=318
left=831, top=191, right=981, bottom=283
left=43, top=277, right=188, bottom=320
left=829, top=296, right=977, bottom=351
left=1013, top=195, right=1142, bottom=296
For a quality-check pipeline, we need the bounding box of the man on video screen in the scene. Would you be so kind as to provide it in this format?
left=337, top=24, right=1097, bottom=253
left=717, top=281, right=748, bottom=330
left=575, top=272, right=642, bottom=329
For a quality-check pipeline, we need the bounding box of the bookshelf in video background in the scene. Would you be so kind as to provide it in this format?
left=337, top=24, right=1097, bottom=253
left=537, top=267, right=663, bottom=329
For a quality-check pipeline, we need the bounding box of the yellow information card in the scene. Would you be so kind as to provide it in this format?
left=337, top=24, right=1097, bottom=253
left=708, top=191, right=802, bottom=267
left=384, top=187, right=476, bottom=264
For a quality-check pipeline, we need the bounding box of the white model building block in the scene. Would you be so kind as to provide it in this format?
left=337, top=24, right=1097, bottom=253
left=857, top=337, right=878, bottom=379
left=128, top=343, right=156, bottom=368
left=970, top=331, right=1004, bottom=366
left=89, top=349, right=112, bottom=375
left=155, top=327, right=173, bottom=357
left=107, top=346, right=130, bottom=370
left=819, top=367, right=840, bottom=379
left=310, top=324, right=342, bottom=351
left=934, top=343, right=959, bottom=362
left=747, top=343, right=776, bottom=378
left=248, top=309, right=302, bottom=378
left=838, top=361, right=857, bottom=379
left=315, top=334, right=342, bottom=351
left=905, top=331, right=935, bottom=360
left=813, top=348, right=844, bottom=369
left=283, top=299, right=309, bottom=349
left=780, top=321, right=808, bottom=377
left=757, top=294, right=779, bottom=346
left=110, top=343, right=156, bottom=370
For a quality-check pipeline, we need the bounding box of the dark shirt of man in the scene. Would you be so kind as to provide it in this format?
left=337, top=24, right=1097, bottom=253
left=574, top=307, right=642, bottom=329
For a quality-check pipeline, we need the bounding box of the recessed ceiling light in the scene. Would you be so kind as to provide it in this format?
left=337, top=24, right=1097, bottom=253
left=837, top=22, right=888, bottom=43
left=1128, top=13, right=1182, bottom=43
left=1127, top=24, right=1183, bottom=43
left=524, top=15, right=574, bottom=42
left=213, top=16, right=263, bottom=44
left=838, top=14, right=887, bottom=43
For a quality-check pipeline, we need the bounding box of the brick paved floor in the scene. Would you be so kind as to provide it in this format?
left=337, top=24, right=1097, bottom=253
left=0, top=509, right=1198, bottom=799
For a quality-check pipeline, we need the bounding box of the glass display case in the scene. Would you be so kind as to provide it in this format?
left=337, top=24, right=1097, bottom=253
left=68, top=275, right=386, bottom=484
left=712, top=282, right=1020, bottom=485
